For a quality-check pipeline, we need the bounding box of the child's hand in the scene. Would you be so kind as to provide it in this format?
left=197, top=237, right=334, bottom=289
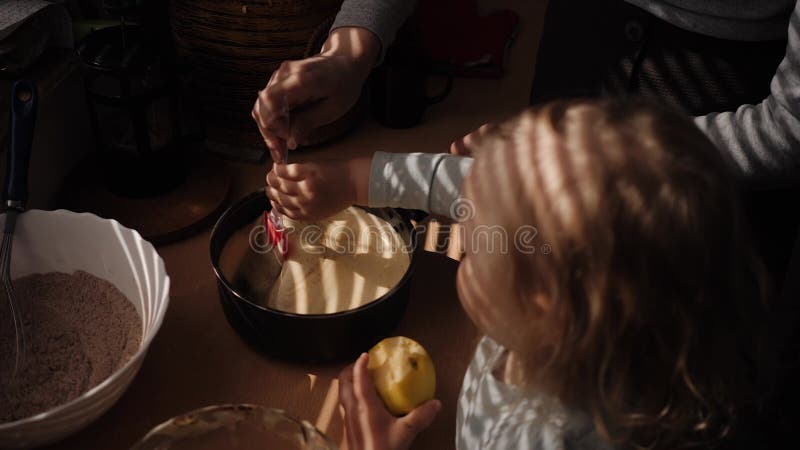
left=339, top=353, right=442, bottom=450
left=450, top=123, right=499, bottom=156
left=265, top=157, right=371, bottom=221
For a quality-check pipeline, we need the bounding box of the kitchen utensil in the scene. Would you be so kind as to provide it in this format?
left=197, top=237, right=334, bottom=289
left=265, top=144, right=288, bottom=262
left=2, top=79, right=37, bottom=384
left=266, top=209, right=287, bottom=257
left=0, top=210, right=170, bottom=449
left=132, top=404, right=337, bottom=450
left=264, top=101, right=290, bottom=263
left=210, top=190, right=419, bottom=362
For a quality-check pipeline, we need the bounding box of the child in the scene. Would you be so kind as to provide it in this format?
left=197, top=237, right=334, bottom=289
left=265, top=99, right=768, bottom=450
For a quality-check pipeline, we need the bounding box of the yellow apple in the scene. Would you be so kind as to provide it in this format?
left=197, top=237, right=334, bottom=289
left=367, top=336, right=436, bottom=416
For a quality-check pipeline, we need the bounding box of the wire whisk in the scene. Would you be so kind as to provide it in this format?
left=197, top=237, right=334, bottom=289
left=2, top=79, right=37, bottom=384
left=2, top=217, right=25, bottom=381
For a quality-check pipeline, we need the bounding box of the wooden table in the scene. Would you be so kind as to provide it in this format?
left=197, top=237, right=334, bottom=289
left=44, top=1, right=546, bottom=448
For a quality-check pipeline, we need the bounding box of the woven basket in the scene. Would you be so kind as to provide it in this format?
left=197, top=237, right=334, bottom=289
left=170, top=0, right=347, bottom=156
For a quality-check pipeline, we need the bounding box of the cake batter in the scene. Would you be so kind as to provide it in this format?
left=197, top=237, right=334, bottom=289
left=230, top=207, right=410, bottom=314
left=269, top=207, right=410, bottom=314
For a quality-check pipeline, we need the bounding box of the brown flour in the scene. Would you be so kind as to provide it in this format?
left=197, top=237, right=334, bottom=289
left=0, top=271, right=142, bottom=423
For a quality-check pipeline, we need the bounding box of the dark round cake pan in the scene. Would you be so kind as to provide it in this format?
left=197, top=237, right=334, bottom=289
left=209, top=189, right=419, bottom=363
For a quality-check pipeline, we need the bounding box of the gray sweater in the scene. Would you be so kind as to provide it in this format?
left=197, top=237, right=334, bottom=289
left=332, top=0, right=800, bottom=187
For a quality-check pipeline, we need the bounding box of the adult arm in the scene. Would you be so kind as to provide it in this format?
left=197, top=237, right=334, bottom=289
left=331, top=0, right=418, bottom=62
left=694, top=1, right=800, bottom=188
left=252, top=0, right=416, bottom=157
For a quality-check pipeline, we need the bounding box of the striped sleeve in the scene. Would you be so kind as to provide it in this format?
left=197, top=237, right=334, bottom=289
left=694, top=0, right=800, bottom=188
left=368, top=151, right=473, bottom=219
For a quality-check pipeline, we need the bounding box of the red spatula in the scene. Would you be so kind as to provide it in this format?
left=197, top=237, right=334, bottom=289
left=264, top=96, right=298, bottom=262
left=265, top=207, right=288, bottom=260
left=265, top=108, right=290, bottom=262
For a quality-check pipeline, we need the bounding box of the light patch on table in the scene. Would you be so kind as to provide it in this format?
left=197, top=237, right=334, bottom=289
left=267, top=207, right=410, bottom=314
left=314, top=378, right=340, bottom=433
left=307, top=373, right=317, bottom=392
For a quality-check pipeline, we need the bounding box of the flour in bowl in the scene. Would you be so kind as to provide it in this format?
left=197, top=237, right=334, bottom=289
left=0, top=271, right=141, bottom=423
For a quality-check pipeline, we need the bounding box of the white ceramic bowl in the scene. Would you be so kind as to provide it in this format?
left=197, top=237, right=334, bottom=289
left=0, top=210, right=170, bottom=449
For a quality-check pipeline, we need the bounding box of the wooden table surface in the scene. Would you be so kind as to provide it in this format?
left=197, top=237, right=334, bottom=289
left=43, top=1, right=546, bottom=448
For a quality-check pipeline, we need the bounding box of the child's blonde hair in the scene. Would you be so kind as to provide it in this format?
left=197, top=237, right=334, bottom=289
left=472, top=99, right=768, bottom=449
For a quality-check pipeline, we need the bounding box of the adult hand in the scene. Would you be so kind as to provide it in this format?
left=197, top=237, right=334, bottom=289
left=252, top=27, right=381, bottom=161
left=265, top=157, right=371, bottom=221
left=339, top=353, right=442, bottom=450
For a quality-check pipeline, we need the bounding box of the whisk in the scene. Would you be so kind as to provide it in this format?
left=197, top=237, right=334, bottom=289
left=2, top=80, right=37, bottom=382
